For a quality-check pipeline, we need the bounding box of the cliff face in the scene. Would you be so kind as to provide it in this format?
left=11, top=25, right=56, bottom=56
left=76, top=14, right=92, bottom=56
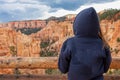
left=100, top=20, right=120, bottom=57
left=0, top=27, right=44, bottom=74
left=0, top=27, right=16, bottom=57
left=0, top=27, right=41, bottom=57
left=30, top=20, right=73, bottom=56
left=0, top=20, right=46, bottom=28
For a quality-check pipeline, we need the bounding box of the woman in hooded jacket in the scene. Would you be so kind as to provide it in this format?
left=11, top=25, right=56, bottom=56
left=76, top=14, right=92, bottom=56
left=58, top=7, right=112, bottom=80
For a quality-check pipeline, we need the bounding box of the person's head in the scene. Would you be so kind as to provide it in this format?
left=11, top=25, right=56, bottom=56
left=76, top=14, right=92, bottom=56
left=73, top=7, right=109, bottom=48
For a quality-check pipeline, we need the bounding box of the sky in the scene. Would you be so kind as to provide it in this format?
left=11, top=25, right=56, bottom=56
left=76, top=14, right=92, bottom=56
left=0, top=0, right=120, bottom=23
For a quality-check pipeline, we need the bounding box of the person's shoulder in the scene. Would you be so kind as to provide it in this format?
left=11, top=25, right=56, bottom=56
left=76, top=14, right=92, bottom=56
left=65, top=37, right=74, bottom=42
left=63, top=37, right=74, bottom=45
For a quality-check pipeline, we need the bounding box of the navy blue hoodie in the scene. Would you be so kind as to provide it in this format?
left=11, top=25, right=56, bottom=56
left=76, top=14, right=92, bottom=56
left=58, top=7, right=112, bottom=80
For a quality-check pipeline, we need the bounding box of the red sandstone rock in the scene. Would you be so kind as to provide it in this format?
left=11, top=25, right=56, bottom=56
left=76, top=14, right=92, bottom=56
left=0, top=27, right=44, bottom=74
left=0, top=20, right=46, bottom=28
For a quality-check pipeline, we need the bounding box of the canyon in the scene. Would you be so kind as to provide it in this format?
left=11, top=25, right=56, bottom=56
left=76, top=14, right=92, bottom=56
left=0, top=11, right=120, bottom=74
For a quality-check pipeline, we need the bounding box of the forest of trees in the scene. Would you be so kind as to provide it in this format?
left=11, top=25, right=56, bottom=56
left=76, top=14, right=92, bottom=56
left=99, top=9, right=120, bottom=21
left=16, top=28, right=41, bottom=35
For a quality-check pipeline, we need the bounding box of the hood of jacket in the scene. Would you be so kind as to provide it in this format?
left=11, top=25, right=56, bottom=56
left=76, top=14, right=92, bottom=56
left=73, top=7, right=100, bottom=38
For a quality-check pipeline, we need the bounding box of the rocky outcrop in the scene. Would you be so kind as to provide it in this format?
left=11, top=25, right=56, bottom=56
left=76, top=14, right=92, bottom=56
left=0, top=27, right=41, bottom=57
left=0, top=20, right=46, bottom=28
left=30, top=20, right=73, bottom=56
left=65, top=14, right=76, bottom=20
left=16, top=32, right=41, bottom=57
left=0, top=27, right=44, bottom=74
left=100, top=20, right=120, bottom=57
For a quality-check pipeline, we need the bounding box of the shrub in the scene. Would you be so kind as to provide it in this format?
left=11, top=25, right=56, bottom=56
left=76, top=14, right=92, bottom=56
left=40, top=42, right=50, bottom=48
left=114, top=48, right=119, bottom=54
left=9, top=46, right=17, bottom=56
left=13, top=68, right=21, bottom=75
left=16, top=28, right=41, bottom=35
left=107, top=69, right=120, bottom=75
left=40, top=39, right=57, bottom=57
left=45, top=69, right=62, bottom=75
left=40, top=50, right=57, bottom=57
left=117, top=37, right=120, bottom=42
